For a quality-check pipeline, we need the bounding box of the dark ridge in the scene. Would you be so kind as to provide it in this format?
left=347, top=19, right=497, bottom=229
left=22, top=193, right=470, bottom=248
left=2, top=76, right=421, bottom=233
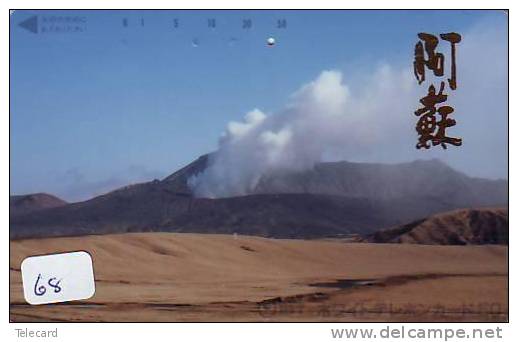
left=363, top=208, right=508, bottom=245
left=10, top=156, right=508, bottom=241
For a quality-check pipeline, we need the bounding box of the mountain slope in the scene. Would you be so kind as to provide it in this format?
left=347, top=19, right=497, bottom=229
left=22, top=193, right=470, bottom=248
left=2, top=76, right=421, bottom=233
left=9, top=157, right=508, bottom=240
left=9, top=191, right=409, bottom=239
left=363, top=208, right=508, bottom=245
left=254, top=159, right=507, bottom=207
left=160, top=154, right=507, bottom=206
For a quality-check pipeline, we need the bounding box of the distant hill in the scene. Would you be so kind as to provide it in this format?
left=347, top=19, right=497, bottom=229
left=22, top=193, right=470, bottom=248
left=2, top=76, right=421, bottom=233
left=10, top=155, right=508, bottom=240
left=10, top=193, right=67, bottom=216
left=363, top=208, right=508, bottom=245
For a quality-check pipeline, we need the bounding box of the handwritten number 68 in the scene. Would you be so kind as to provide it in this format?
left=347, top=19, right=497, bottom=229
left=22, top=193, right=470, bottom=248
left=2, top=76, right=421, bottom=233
left=34, top=273, right=62, bottom=296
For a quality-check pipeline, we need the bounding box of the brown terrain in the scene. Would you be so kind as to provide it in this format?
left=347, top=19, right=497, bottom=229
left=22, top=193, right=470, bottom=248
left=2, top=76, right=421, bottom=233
left=10, top=232, right=508, bottom=322
left=364, top=208, right=508, bottom=245
left=9, top=157, right=508, bottom=322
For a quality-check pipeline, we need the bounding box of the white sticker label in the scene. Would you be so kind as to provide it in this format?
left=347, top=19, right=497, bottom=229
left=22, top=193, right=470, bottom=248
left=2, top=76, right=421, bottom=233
left=21, top=251, right=95, bottom=305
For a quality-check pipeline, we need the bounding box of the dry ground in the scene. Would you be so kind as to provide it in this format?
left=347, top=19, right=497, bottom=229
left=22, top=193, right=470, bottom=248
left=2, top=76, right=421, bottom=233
left=9, top=233, right=508, bottom=322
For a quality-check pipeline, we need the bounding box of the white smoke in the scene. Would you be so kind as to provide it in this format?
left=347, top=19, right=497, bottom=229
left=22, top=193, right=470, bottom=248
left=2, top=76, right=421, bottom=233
left=189, top=17, right=508, bottom=199
left=189, top=66, right=418, bottom=198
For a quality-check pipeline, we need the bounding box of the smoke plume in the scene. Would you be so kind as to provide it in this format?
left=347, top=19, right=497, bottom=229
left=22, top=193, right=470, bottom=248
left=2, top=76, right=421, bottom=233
left=189, top=66, right=418, bottom=198
left=189, top=17, right=507, bottom=198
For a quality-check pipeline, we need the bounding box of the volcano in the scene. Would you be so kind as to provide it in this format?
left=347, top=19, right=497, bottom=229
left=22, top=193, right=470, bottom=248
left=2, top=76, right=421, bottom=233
left=10, top=155, right=507, bottom=240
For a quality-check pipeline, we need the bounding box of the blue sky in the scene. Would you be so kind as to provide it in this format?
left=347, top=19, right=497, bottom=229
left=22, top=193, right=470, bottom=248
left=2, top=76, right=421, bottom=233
left=10, top=10, right=508, bottom=201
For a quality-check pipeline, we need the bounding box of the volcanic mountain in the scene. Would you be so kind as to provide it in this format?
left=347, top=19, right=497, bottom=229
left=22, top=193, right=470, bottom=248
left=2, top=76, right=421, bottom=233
left=363, top=207, right=508, bottom=245
left=9, top=155, right=508, bottom=240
